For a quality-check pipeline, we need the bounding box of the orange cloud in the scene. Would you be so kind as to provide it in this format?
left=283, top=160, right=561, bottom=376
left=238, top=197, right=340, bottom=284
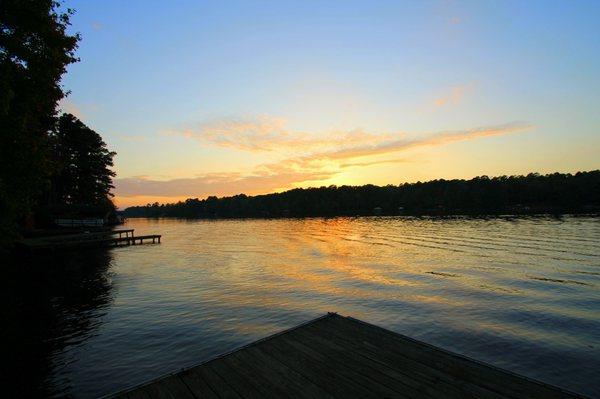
left=116, top=121, right=532, bottom=205
left=171, top=114, right=525, bottom=166
left=340, top=158, right=409, bottom=168
left=308, top=122, right=532, bottom=162
left=168, top=116, right=392, bottom=153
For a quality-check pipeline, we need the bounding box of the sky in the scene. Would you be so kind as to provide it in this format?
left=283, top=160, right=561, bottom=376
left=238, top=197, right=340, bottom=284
left=60, top=0, right=600, bottom=208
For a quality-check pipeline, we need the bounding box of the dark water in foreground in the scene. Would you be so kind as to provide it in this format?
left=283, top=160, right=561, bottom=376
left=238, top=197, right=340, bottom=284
left=2, top=216, right=600, bottom=398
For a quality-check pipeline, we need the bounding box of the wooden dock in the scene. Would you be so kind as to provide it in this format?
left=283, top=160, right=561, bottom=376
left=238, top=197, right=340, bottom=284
left=109, top=313, right=586, bottom=399
left=17, top=228, right=160, bottom=252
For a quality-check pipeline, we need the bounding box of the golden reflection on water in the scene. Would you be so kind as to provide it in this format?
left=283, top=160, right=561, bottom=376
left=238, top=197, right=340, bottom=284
left=126, top=218, right=594, bottom=305
left=121, top=216, right=600, bottom=324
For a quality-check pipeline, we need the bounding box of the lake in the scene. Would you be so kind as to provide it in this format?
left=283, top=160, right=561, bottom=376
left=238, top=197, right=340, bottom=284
left=3, top=216, right=600, bottom=398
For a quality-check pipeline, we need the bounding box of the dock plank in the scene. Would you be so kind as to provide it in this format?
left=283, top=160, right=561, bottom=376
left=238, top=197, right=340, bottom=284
left=178, top=368, right=219, bottom=399
left=187, top=364, right=242, bottom=399
left=206, top=354, right=265, bottom=399
left=274, top=335, right=388, bottom=398
left=290, top=324, right=443, bottom=399
left=229, top=344, right=335, bottom=399
left=139, top=375, right=195, bottom=399
left=109, top=313, right=587, bottom=399
left=259, top=332, right=381, bottom=398
left=126, top=389, right=151, bottom=399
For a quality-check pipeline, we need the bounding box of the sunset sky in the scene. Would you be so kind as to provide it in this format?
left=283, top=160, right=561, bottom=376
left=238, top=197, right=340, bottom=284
left=61, top=0, right=600, bottom=208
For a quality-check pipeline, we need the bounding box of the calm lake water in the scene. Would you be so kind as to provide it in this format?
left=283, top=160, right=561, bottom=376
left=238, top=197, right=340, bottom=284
left=3, top=216, right=600, bottom=398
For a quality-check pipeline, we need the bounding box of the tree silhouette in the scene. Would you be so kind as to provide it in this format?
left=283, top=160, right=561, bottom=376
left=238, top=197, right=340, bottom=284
left=0, top=0, right=79, bottom=241
left=123, top=171, right=600, bottom=218
left=49, top=113, right=116, bottom=210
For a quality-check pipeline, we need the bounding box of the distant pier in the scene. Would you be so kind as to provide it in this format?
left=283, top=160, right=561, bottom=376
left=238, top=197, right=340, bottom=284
left=108, top=313, right=586, bottom=399
left=18, top=228, right=161, bottom=252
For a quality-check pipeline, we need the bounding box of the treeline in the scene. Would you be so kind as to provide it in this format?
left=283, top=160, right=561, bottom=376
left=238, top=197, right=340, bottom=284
left=123, top=171, right=600, bottom=218
left=1, top=1, right=116, bottom=245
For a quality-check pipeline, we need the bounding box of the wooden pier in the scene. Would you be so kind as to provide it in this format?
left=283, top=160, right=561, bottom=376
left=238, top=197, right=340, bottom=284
left=17, top=228, right=160, bottom=252
left=109, top=313, right=586, bottom=399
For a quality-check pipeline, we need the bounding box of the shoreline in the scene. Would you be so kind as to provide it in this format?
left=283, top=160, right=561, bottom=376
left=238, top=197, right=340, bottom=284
left=121, top=211, right=600, bottom=220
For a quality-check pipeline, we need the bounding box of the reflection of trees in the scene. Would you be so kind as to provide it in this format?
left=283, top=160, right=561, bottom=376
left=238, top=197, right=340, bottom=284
left=1, top=250, right=115, bottom=397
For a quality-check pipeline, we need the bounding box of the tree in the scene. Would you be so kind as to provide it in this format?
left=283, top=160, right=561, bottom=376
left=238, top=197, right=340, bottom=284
left=49, top=113, right=116, bottom=210
left=122, top=171, right=600, bottom=218
left=0, top=0, right=79, bottom=241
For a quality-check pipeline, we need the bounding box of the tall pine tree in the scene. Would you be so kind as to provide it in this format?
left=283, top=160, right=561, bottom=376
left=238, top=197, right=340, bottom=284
left=49, top=113, right=116, bottom=210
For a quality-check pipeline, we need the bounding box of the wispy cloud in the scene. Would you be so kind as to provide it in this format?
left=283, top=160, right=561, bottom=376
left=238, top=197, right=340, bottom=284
left=307, top=122, right=531, bottom=162
left=340, top=158, right=409, bottom=168
left=166, top=116, right=391, bottom=153
left=174, top=116, right=295, bottom=151
left=433, top=84, right=470, bottom=108
left=253, top=122, right=531, bottom=178
left=171, top=110, right=517, bottom=165
left=117, top=120, right=532, bottom=203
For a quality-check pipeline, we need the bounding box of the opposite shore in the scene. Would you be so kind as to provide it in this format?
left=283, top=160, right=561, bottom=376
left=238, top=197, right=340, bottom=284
left=122, top=170, right=600, bottom=219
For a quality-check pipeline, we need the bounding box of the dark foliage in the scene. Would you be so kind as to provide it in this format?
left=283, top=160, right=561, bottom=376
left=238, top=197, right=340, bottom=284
left=0, top=0, right=79, bottom=240
left=47, top=113, right=116, bottom=209
left=123, top=171, right=600, bottom=218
